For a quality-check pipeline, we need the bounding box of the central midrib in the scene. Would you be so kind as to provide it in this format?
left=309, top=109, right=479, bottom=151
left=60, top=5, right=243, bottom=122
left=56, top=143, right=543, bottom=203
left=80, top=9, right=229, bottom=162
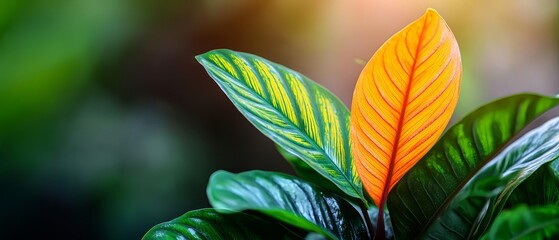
left=379, top=18, right=429, bottom=208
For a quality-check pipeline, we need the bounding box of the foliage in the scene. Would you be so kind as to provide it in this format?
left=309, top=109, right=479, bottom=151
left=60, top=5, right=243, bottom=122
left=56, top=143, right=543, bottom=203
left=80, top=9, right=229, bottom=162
left=482, top=204, right=559, bottom=239
left=143, top=9, right=559, bottom=240
left=349, top=9, right=461, bottom=238
left=207, top=171, right=367, bottom=239
left=143, top=209, right=306, bottom=239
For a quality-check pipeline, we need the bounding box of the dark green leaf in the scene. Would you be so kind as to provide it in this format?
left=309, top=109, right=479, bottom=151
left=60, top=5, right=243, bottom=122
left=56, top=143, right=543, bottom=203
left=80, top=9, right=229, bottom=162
left=196, top=49, right=363, bottom=200
left=387, top=94, right=559, bottom=239
left=426, top=117, right=559, bottom=239
left=481, top=205, right=559, bottom=240
left=207, top=170, right=367, bottom=240
left=507, top=158, right=559, bottom=207
left=142, top=208, right=304, bottom=240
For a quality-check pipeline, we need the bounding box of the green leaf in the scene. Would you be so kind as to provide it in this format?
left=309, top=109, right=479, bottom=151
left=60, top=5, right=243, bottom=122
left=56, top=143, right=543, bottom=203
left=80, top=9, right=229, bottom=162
left=481, top=205, right=559, bottom=240
left=506, top=158, right=559, bottom=207
left=207, top=170, right=367, bottom=240
left=276, top=145, right=370, bottom=205
left=196, top=49, right=363, bottom=200
left=276, top=144, right=342, bottom=195
left=426, top=117, right=559, bottom=239
left=142, top=209, right=304, bottom=240
left=387, top=94, right=559, bottom=239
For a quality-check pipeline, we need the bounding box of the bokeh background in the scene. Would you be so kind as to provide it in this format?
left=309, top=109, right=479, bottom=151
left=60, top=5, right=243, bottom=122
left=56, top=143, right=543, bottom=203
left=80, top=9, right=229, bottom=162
left=1, top=0, right=558, bottom=239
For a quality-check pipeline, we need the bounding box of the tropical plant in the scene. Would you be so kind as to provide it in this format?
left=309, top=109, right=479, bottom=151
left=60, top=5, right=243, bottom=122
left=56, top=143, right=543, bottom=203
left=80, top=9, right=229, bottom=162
left=143, top=9, right=559, bottom=240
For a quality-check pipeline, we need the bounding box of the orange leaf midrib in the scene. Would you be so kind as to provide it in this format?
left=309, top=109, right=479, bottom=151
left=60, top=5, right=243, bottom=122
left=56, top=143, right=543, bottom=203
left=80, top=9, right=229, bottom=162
left=379, top=17, right=430, bottom=207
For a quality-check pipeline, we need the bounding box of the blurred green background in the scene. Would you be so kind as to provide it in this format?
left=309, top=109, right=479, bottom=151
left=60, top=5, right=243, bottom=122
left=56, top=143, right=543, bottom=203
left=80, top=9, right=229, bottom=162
left=1, top=0, right=558, bottom=239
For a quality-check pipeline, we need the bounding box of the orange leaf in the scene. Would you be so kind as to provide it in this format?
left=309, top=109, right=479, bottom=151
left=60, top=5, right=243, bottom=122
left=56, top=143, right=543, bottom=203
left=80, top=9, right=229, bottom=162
left=350, top=9, right=461, bottom=208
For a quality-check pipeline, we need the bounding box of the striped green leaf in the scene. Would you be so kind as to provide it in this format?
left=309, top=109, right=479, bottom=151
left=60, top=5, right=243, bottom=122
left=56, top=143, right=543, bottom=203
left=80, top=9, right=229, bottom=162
left=196, top=49, right=363, bottom=200
left=275, top=144, right=341, bottom=195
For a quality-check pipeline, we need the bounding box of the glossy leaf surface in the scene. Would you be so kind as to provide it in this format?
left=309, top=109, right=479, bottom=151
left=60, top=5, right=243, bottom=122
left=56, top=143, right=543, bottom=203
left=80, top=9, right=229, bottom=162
left=197, top=49, right=362, bottom=199
left=388, top=94, right=559, bottom=239
left=350, top=9, right=461, bottom=207
left=276, top=145, right=342, bottom=195
left=506, top=158, right=559, bottom=207
left=427, top=117, right=559, bottom=239
left=207, top=170, right=367, bottom=240
left=481, top=205, right=559, bottom=240
left=142, top=209, right=303, bottom=240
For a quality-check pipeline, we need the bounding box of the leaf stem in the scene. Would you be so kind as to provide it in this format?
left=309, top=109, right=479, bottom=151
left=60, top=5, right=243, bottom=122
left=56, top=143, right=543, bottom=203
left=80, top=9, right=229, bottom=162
left=359, top=201, right=375, bottom=240
left=374, top=206, right=386, bottom=240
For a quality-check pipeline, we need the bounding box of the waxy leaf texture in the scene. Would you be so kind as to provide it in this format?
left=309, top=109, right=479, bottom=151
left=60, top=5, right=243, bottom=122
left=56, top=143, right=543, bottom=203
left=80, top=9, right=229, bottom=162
left=196, top=50, right=363, bottom=200
left=143, top=209, right=303, bottom=239
left=350, top=9, right=462, bottom=207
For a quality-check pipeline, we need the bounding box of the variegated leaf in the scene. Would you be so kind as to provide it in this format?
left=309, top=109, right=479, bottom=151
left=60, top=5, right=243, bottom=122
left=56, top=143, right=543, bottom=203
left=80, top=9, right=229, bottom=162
left=196, top=49, right=363, bottom=200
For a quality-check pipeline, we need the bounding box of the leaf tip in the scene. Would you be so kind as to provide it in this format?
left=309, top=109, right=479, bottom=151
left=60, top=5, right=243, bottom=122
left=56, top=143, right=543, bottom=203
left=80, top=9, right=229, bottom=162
left=425, top=8, right=439, bottom=16
left=194, top=53, right=204, bottom=63
left=195, top=49, right=232, bottom=64
left=421, top=8, right=448, bottom=27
